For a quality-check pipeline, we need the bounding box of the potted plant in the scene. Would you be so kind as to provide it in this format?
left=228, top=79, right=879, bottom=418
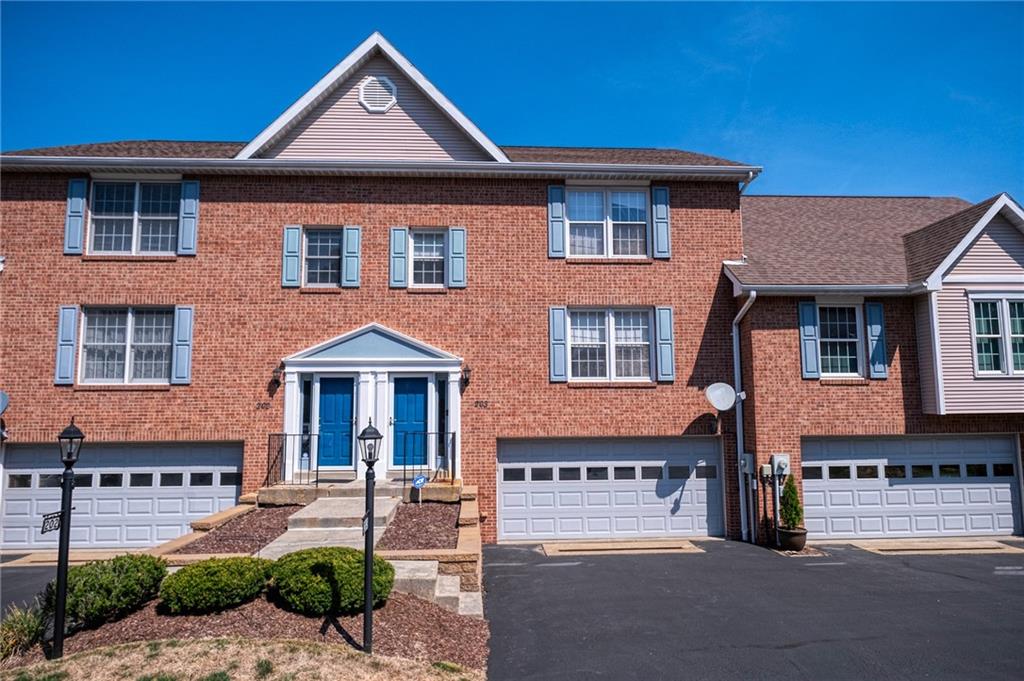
left=777, top=474, right=807, bottom=551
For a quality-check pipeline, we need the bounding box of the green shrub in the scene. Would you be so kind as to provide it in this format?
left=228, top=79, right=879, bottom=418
left=42, top=554, right=166, bottom=630
left=159, top=557, right=272, bottom=614
left=1, top=601, right=46, bottom=660
left=779, top=474, right=804, bottom=529
left=270, top=547, right=394, bottom=616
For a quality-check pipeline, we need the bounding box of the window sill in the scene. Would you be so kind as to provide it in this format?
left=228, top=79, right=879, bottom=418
left=818, top=377, right=870, bottom=386
left=81, top=255, right=179, bottom=262
left=407, top=287, right=448, bottom=295
left=567, top=381, right=658, bottom=389
left=565, top=258, right=655, bottom=265
left=973, top=372, right=1024, bottom=379
left=300, top=287, right=343, bottom=295
left=72, top=384, right=173, bottom=392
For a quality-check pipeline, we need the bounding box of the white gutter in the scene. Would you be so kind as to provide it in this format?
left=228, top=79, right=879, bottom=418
left=731, top=290, right=757, bottom=542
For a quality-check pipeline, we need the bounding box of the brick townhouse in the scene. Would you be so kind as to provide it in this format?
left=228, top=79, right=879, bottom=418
left=1, top=33, right=1021, bottom=549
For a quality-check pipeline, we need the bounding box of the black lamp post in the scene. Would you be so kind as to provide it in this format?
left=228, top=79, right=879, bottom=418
left=357, top=418, right=383, bottom=654
left=53, top=418, right=84, bottom=659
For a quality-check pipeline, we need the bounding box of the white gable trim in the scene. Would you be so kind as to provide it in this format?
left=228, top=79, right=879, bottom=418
left=283, top=322, right=462, bottom=363
left=236, top=32, right=509, bottom=163
left=925, top=194, right=1024, bottom=290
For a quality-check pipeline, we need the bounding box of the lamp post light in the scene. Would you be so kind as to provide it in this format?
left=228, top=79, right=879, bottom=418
left=357, top=419, right=383, bottom=654
left=53, top=418, right=84, bottom=659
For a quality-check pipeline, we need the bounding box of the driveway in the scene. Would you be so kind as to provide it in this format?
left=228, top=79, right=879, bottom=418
left=0, top=564, right=53, bottom=615
left=484, top=540, right=1024, bottom=681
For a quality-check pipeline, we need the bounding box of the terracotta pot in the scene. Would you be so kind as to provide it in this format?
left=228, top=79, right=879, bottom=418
left=778, top=527, right=808, bottom=551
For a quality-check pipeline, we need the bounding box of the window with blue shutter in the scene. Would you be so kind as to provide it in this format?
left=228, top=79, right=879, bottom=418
left=54, top=306, right=79, bottom=384
left=547, top=186, right=566, bottom=258
left=655, top=306, right=676, bottom=381
left=446, top=227, right=467, bottom=288
left=390, top=227, right=409, bottom=288
left=341, top=226, right=361, bottom=288
left=64, top=179, right=88, bottom=255
left=177, top=180, right=200, bottom=255
left=281, top=225, right=301, bottom=287
left=651, top=186, right=671, bottom=259
left=798, top=301, right=821, bottom=379
left=549, top=307, right=568, bottom=382
left=865, top=302, right=888, bottom=379
left=171, top=306, right=194, bottom=385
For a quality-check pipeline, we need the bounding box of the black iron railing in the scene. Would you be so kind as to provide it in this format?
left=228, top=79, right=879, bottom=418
left=266, top=433, right=320, bottom=487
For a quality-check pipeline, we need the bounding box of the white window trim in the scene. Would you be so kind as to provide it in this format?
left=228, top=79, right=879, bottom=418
left=967, top=293, right=1024, bottom=377
left=87, top=180, right=180, bottom=256
left=408, top=228, right=447, bottom=289
left=565, top=187, right=651, bottom=259
left=77, top=307, right=174, bottom=385
left=816, top=303, right=866, bottom=378
left=567, top=308, right=654, bottom=382
left=301, top=227, right=344, bottom=288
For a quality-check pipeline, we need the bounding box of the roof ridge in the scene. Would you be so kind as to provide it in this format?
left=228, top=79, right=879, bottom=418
left=745, top=194, right=967, bottom=201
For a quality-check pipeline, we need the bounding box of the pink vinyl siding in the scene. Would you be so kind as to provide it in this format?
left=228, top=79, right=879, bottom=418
left=948, top=218, right=1024, bottom=278
left=914, top=295, right=938, bottom=414
left=262, top=56, right=493, bottom=161
left=936, top=285, right=1024, bottom=414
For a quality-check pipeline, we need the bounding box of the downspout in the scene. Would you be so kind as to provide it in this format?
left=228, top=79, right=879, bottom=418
left=732, top=290, right=757, bottom=542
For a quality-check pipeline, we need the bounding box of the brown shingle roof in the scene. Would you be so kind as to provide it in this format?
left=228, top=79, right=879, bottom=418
left=1, top=140, right=749, bottom=166
left=902, top=195, right=1003, bottom=282
left=728, top=195, right=971, bottom=287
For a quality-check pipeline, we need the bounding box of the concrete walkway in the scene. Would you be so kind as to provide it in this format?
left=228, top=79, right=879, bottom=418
left=255, top=496, right=400, bottom=560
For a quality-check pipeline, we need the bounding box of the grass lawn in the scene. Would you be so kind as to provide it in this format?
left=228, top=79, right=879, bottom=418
left=0, top=638, right=484, bottom=681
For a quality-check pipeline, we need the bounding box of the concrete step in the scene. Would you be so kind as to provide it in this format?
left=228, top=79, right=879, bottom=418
left=323, top=482, right=407, bottom=498
left=458, top=591, right=484, bottom=618
left=255, top=527, right=385, bottom=560
left=288, top=497, right=400, bottom=529
left=391, top=560, right=440, bottom=601
left=434, top=574, right=461, bottom=611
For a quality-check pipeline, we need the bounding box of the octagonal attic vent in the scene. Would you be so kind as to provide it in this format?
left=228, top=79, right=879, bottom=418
left=359, top=75, right=397, bottom=113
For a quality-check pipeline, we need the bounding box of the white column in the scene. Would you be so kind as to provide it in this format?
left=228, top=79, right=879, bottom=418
left=447, top=371, right=463, bottom=480
left=282, top=371, right=300, bottom=482
left=375, top=372, right=390, bottom=477
left=355, top=371, right=374, bottom=480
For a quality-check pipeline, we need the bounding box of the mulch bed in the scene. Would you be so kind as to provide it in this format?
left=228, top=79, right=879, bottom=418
left=10, top=592, right=488, bottom=671
left=170, top=505, right=300, bottom=555
left=377, top=502, right=460, bottom=551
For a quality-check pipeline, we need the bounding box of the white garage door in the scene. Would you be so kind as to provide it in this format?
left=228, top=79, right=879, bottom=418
left=497, top=438, right=724, bottom=541
left=803, top=436, right=1022, bottom=539
left=1, top=442, right=242, bottom=549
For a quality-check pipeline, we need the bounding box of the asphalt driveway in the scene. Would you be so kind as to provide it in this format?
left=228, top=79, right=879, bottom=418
left=484, top=540, right=1024, bottom=681
left=0, top=564, right=53, bottom=615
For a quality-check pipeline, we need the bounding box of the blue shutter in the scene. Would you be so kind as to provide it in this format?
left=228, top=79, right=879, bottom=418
left=549, top=307, right=568, bottom=382
left=547, top=185, right=566, bottom=258
left=171, top=306, right=194, bottom=385
left=64, top=179, right=87, bottom=255
left=446, top=227, right=467, bottom=288
left=390, top=227, right=408, bottom=288
left=54, top=305, right=79, bottom=385
left=866, top=302, right=888, bottom=379
left=651, top=186, right=671, bottom=259
left=177, top=180, right=199, bottom=255
left=281, top=225, right=301, bottom=287
left=341, top=225, right=361, bottom=288
left=798, top=301, right=821, bottom=379
left=655, top=307, right=676, bottom=382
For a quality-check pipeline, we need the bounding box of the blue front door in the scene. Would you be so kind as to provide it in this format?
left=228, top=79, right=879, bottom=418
left=318, top=377, right=354, bottom=467
left=393, top=377, right=428, bottom=466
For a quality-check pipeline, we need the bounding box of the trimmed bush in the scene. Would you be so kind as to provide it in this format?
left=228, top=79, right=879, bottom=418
left=42, top=554, right=166, bottom=629
left=779, top=474, right=804, bottom=529
left=0, top=601, right=46, bottom=660
left=270, top=547, right=394, bottom=616
left=160, top=557, right=273, bottom=614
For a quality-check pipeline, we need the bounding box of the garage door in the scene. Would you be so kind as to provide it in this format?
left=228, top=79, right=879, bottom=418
left=1, top=442, right=242, bottom=549
left=497, top=438, right=723, bottom=541
left=803, top=436, right=1022, bottom=539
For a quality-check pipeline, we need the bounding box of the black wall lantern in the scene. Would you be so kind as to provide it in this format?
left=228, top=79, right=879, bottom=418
left=460, top=365, right=472, bottom=392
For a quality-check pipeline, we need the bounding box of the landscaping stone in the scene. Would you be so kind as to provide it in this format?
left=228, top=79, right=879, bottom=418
left=169, top=505, right=299, bottom=555
left=377, top=502, right=459, bottom=551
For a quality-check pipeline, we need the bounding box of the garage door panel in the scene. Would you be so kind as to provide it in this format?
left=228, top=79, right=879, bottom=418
left=558, top=518, right=583, bottom=534
left=4, top=500, right=31, bottom=517
left=586, top=491, right=611, bottom=507
left=940, top=489, right=965, bottom=505
left=614, top=517, right=639, bottom=533
left=642, top=516, right=667, bottom=532
left=530, top=492, right=555, bottom=508
left=558, top=492, right=582, bottom=508
left=530, top=518, right=555, bottom=535
left=886, top=516, right=912, bottom=533
left=857, top=490, right=883, bottom=507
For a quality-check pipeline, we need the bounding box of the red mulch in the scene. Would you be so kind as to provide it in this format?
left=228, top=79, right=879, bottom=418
left=12, top=592, right=488, bottom=670
left=171, top=506, right=299, bottom=555
left=377, top=502, right=460, bottom=551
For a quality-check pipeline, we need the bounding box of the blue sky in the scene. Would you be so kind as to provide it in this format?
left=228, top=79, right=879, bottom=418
left=2, top=2, right=1021, bottom=200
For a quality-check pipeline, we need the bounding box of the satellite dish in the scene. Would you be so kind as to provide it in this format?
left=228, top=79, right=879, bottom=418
left=704, top=383, right=736, bottom=411
left=0, top=390, right=8, bottom=415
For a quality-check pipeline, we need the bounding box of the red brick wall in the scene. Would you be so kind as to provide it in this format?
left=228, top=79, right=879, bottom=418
left=0, top=172, right=745, bottom=542
left=742, top=295, right=1024, bottom=539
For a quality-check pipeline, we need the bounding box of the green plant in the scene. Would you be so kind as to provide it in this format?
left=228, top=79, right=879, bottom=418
left=159, top=557, right=272, bottom=615
left=42, top=554, right=167, bottom=630
left=270, top=547, right=394, bottom=616
left=255, top=658, right=273, bottom=679
left=779, top=474, right=804, bottom=529
left=1, top=601, right=47, bottom=660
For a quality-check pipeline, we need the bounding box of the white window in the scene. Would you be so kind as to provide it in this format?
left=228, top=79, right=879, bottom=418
left=303, top=229, right=343, bottom=286
left=568, top=309, right=652, bottom=381
left=818, top=305, right=864, bottom=377
left=90, top=181, right=180, bottom=255
left=80, top=308, right=174, bottom=384
left=410, top=230, right=446, bottom=287
left=970, top=297, right=1024, bottom=375
left=566, top=189, right=649, bottom=258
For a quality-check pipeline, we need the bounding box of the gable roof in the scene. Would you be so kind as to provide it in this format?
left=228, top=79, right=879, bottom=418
left=283, top=323, right=461, bottom=365
left=235, top=32, right=509, bottom=163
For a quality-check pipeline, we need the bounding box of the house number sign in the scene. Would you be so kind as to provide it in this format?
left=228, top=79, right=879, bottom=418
left=41, top=511, right=62, bottom=534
